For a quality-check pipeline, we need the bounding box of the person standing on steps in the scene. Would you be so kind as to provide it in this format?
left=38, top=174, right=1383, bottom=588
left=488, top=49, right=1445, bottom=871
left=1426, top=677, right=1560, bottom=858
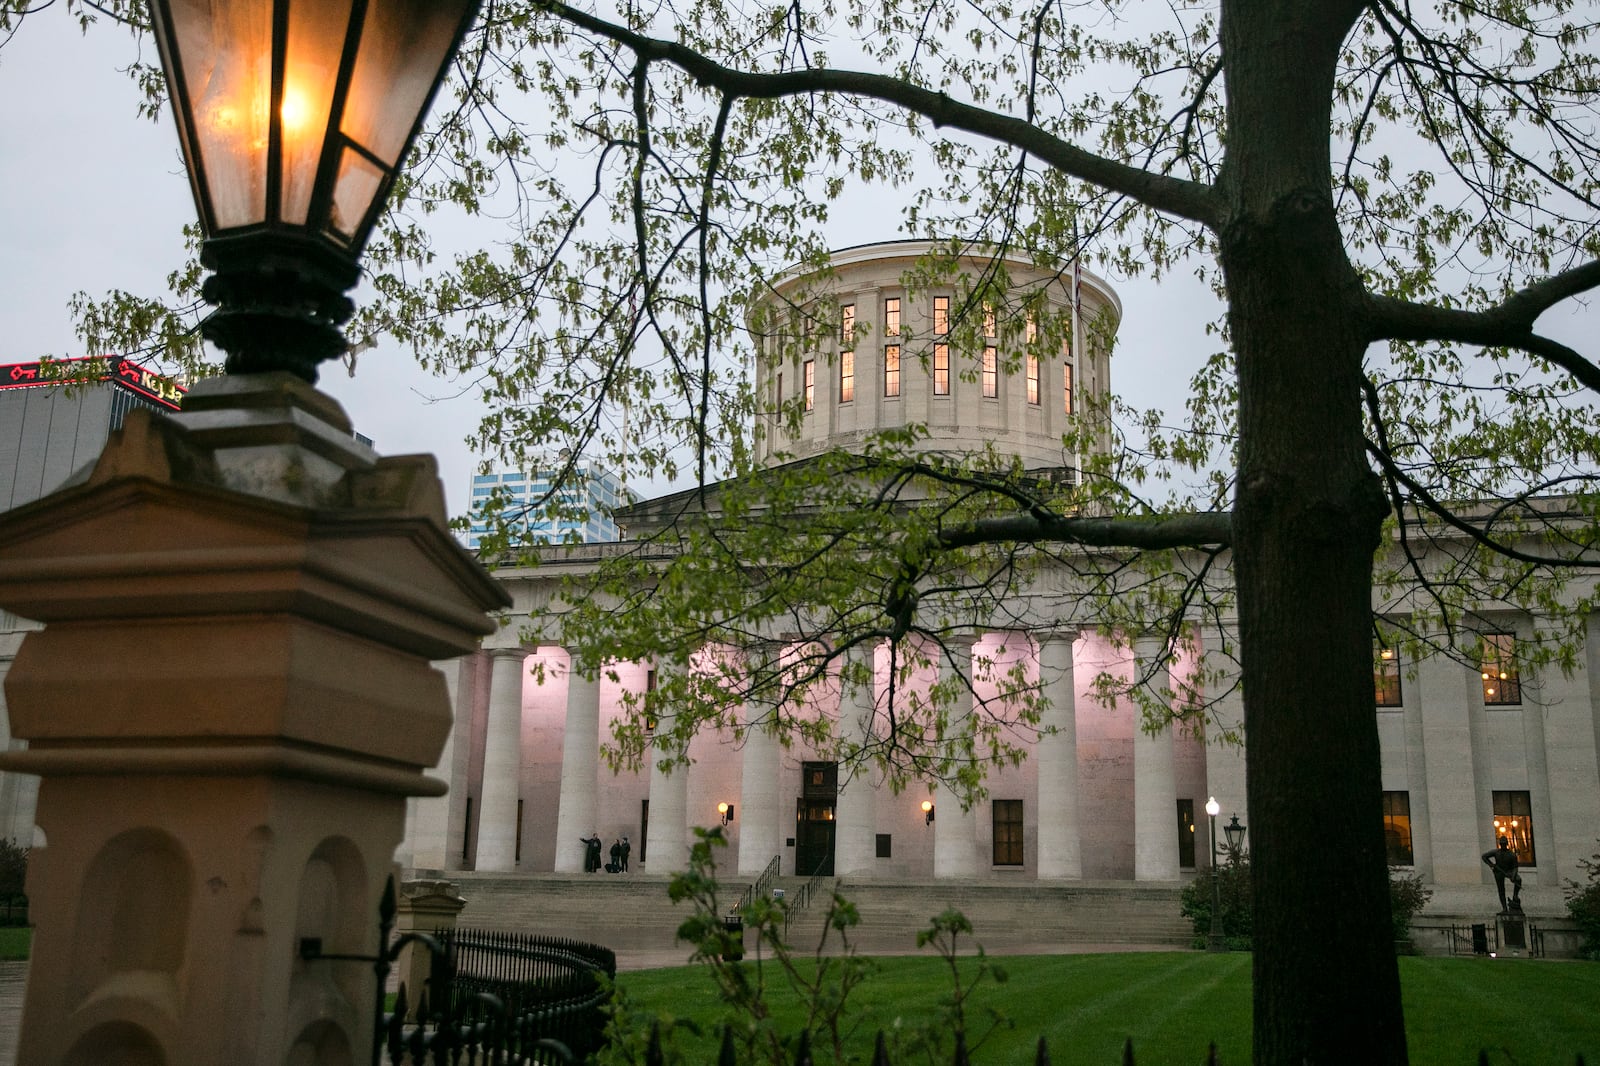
left=620, top=836, right=631, bottom=872
left=580, top=832, right=602, bottom=873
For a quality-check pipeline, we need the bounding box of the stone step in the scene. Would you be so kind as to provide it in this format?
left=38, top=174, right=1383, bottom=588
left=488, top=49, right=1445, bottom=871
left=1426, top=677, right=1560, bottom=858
left=428, top=873, right=1195, bottom=959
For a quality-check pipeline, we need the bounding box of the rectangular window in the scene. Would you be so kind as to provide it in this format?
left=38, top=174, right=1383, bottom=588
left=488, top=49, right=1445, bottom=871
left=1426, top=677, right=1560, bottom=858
left=515, top=798, right=524, bottom=863
left=803, top=360, right=815, bottom=411
left=982, top=346, right=998, bottom=398
left=983, top=304, right=996, bottom=337
left=1026, top=355, right=1040, bottom=405
left=776, top=371, right=783, bottom=405
left=875, top=833, right=892, bottom=859
left=992, top=799, right=1024, bottom=866
left=1375, top=645, right=1402, bottom=707
left=1177, top=798, right=1196, bottom=869
left=933, top=296, right=950, bottom=335
left=1480, top=633, right=1521, bottom=705
left=840, top=304, right=855, bottom=348
left=1063, top=362, right=1073, bottom=414
left=1492, top=790, right=1536, bottom=866
left=1025, top=312, right=1037, bottom=344
left=933, top=343, right=950, bottom=396
left=884, top=297, right=901, bottom=337
left=1382, top=792, right=1413, bottom=864
left=840, top=350, right=855, bottom=403
left=883, top=345, right=901, bottom=397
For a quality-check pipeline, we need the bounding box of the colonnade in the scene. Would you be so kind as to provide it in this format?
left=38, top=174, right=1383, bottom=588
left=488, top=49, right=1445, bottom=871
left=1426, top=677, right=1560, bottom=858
left=413, top=626, right=1249, bottom=881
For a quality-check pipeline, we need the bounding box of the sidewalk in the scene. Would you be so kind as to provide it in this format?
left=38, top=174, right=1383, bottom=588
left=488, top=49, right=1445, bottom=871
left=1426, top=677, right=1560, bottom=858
left=0, top=960, right=25, bottom=1066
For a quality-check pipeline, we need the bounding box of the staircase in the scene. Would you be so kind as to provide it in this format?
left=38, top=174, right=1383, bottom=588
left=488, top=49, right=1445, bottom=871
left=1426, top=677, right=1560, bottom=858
left=430, top=872, right=1192, bottom=966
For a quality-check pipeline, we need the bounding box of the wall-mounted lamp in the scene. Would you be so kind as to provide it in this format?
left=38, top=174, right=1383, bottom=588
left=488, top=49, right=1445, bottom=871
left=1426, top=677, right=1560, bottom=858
left=921, top=799, right=935, bottom=825
left=718, top=802, right=735, bottom=826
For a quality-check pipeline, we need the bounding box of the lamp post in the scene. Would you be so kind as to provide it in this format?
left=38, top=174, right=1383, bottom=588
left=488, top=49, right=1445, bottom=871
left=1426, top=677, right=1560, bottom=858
left=147, top=0, right=482, bottom=381
left=1206, top=795, right=1225, bottom=952
left=0, top=6, right=498, bottom=1064
left=1224, top=813, right=1247, bottom=865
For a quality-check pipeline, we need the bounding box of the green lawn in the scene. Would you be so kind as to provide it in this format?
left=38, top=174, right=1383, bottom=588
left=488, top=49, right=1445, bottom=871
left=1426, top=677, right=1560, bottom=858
left=612, top=953, right=1600, bottom=1064
left=0, top=926, right=28, bottom=961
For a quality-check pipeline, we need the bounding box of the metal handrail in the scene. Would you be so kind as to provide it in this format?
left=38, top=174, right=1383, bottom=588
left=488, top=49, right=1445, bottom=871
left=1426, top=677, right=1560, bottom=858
left=732, top=853, right=783, bottom=915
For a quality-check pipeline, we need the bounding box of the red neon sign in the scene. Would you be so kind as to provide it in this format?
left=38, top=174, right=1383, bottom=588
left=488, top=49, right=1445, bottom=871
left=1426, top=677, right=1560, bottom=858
left=0, top=356, right=184, bottom=410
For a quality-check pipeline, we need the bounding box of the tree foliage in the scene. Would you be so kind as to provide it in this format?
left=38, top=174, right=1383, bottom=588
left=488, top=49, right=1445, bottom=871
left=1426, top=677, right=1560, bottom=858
left=10, top=1, right=1600, bottom=1063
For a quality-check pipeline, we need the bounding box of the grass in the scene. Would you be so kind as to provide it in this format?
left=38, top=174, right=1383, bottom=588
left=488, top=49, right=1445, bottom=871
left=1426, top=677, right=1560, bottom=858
left=613, top=952, right=1600, bottom=1064
left=0, top=926, right=28, bottom=961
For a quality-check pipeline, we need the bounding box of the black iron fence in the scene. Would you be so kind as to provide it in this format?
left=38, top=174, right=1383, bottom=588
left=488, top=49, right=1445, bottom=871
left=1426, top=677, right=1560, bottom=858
left=377, top=926, right=616, bottom=1065
left=0, top=897, right=26, bottom=927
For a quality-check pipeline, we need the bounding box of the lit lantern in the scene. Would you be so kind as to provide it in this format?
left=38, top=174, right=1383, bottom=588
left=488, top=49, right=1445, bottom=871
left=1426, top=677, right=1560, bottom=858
left=149, top=0, right=481, bottom=381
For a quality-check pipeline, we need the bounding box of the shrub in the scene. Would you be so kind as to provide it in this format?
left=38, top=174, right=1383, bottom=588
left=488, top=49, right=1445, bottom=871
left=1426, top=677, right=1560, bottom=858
left=1565, top=841, right=1600, bottom=961
left=1388, top=868, right=1432, bottom=943
left=1181, top=861, right=1433, bottom=950
left=1179, top=860, right=1253, bottom=949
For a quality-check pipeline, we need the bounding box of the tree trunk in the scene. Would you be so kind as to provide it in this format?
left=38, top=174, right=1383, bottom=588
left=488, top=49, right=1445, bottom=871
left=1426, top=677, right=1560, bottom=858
left=1219, top=3, right=1407, bottom=1064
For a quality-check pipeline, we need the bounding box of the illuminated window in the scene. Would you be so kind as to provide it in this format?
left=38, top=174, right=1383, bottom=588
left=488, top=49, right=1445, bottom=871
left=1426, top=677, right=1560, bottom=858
left=1025, top=312, right=1037, bottom=344
left=1480, top=633, right=1520, bottom=705
left=1375, top=644, right=1402, bottom=707
left=933, top=343, right=950, bottom=396
left=992, top=799, right=1023, bottom=866
left=982, top=346, right=998, bottom=398
left=839, top=350, right=855, bottom=403
left=840, top=304, right=855, bottom=348
left=1491, top=790, right=1536, bottom=866
left=884, top=345, right=901, bottom=397
left=933, top=296, right=950, bottom=335
left=1026, top=355, right=1040, bottom=405
left=884, top=297, right=901, bottom=336
left=983, top=304, right=996, bottom=337
left=1382, top=792, right=1413, bottom=864
left=1063, top=362, right=1073, bottom=414
left=803, top=360, right=815, bottom=411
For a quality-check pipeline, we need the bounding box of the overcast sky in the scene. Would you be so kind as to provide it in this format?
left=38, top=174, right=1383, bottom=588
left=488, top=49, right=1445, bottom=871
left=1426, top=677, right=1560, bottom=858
left=10, top=10, right=1582, bottom=522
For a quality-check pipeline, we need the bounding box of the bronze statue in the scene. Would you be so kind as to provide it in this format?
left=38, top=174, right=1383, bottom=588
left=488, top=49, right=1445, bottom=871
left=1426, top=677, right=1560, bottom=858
left=1482, top=836, right=1523, bottom=913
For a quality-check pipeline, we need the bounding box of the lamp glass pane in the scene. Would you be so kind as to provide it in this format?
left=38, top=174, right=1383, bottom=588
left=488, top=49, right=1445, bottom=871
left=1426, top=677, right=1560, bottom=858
left=329, top=146, right=384, bottom=241
left=281, top=0, right=354, bottom=225
left=169, top=0, right=273, bottom=230
left=342, top=0, right=476, bottom=168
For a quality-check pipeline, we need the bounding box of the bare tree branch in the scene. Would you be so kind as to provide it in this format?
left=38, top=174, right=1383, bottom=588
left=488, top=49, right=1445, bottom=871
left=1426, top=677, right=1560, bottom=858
left=532, top=0, right=1223, bottom=226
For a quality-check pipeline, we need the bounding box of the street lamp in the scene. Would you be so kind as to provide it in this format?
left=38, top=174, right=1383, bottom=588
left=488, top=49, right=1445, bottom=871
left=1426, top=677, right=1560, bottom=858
left=922, top=799, right=935, bottom=825
left=1205, top=795, right=1225, bottom=952
left=1224, top=813, right=1246, bottom=864
left=718, top=801, right=735, bottom=826
left=148, top=0, right=481, bottom=382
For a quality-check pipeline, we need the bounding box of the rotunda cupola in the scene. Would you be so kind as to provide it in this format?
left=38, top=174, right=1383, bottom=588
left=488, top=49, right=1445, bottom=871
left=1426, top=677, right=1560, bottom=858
left=751, top=240, right=1120, bottom=478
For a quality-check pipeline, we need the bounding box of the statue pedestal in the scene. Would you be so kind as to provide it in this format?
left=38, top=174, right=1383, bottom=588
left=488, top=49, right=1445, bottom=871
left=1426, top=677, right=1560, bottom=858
left=0, top=375, right=507, bottom=1065
left=1498, top=911, right=1528, bottom=956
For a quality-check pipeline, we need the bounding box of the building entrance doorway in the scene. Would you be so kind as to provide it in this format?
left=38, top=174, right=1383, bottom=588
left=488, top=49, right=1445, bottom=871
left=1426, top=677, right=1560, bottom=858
left=795, top=761, right=837, bottom=876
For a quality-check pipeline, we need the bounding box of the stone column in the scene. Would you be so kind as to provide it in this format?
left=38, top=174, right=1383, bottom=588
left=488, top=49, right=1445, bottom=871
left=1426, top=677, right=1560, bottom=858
left=408, top=658, right=464, bottom=870
left=393, top=880, right=467, bottom=1020
left=1202, top=625, right=1248, bottom=856
left=1132, top=634, right=1179, bottom=881
left=833, top=642, right=879, bottom=877
left=1537, top=616, right=1600, bottom=885
left=0, top=376, right=507, bottom=1066
left=737, top=651, right=784, bottom=875
left=645, top=739, right=690, bottom=873
left=1417, top=635, right=1483, bottom=885
left=933, top=634, right=981, bottom=879
left=476, top=647, right=529, bottom=872
left=1035, top=630, right=1081, bottom=879
left=553, top=658, right=603, bottom=873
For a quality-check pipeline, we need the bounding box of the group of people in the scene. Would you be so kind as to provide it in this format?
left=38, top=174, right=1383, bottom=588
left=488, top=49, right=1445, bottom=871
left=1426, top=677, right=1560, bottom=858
left=579, top=833, right=630, bottom=873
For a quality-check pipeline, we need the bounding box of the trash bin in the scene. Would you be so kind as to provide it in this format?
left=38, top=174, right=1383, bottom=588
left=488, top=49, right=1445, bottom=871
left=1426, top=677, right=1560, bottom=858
left=1471, top=923, right=1489, bottom=955
left=722, top=913, right=745, bottom=961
